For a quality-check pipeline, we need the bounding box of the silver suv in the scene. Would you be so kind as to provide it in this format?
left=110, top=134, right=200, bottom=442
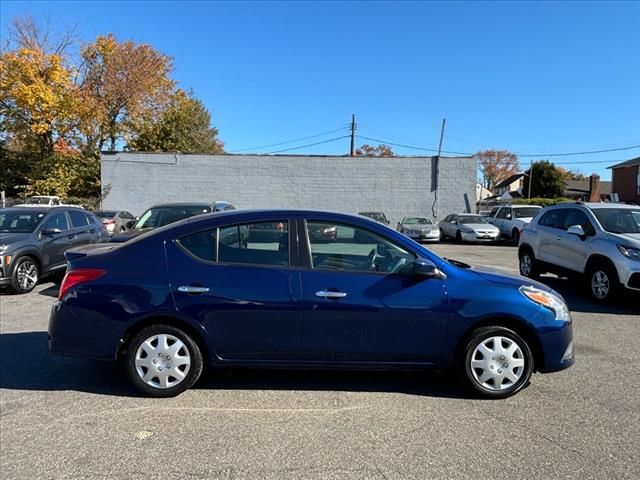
left=518, top=202, right=640, bottom=302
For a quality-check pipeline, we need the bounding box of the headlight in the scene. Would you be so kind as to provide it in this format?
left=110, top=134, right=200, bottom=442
left=460, top=227, right=473, bottom=233
left=520, top=286, right=571, bottom=322
left=0, top=245, right=6, bottom=253
left=617, top=245, right=640, bottom=261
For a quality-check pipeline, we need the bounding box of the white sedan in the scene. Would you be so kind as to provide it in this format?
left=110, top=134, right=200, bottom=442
left=440, top=213, right=500, bottom=243
left=396, top=216, right=440, bottom=242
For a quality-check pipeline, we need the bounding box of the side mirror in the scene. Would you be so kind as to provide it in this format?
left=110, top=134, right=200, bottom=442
left=567, top=224, right=585, bottom=238
left=413, top=257, right=442, bottom=279
left=505, top=213, right=512, bottom=219
left=40, top=227, right=62, bottom=236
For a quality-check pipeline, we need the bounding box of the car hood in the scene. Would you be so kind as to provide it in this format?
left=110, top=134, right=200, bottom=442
left=462, top=223, right=499, bottom=231
left=403, top=224, right=437, bottom=230
left=109, top=228, right=153, bottom=243
left=608, top=232, right=640, bottom=245
left=470, top=265, right=553, bottom=292
left=0, top=232, right=33, bottom=247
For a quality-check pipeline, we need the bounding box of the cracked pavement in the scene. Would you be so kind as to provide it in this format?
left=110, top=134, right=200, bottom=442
left=1, top=243, right=639, bottom=479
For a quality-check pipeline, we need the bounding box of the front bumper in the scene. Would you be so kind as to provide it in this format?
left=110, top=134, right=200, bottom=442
left=405, top=230, right=440, bottom=241
left=461, top=231, right=500, bottom=242
left=614, top=257, right=640, bottom=291
left=537, top=318, right=575, bottom=373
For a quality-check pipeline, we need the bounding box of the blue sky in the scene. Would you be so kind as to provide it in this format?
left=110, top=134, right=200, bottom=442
left=2, top=1, right=639, bottom=179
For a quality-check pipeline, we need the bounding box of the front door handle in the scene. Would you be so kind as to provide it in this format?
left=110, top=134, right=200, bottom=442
left=178, top=285, right=210, bottom=294
left=556, top=236, right=563, bottom=240
left=315, top=290, right=347, bottom=299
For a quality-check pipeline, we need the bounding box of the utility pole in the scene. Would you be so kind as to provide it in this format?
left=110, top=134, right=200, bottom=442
left=350, top=114, right=356, bottom=156
left=434, top=118, right=446, bottom=220
left=528, top=161, right=534, bottom=198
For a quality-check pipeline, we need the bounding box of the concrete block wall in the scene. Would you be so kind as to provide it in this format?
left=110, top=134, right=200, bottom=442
left=101, top=153, right=476, bottom=225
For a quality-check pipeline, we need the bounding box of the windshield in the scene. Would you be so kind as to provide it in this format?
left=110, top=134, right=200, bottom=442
left=134, top=205, right=211, bottom=229
left=514, top=207, right=541, bottom=218
left=360, top=212, right=387, bottom=222
left=404, top=217, right=432, bottom=225
left=592, top=208, right=640, bottom=234
left=0, top=211, right=46, bottom=233
left=94, top=211, right=116, bottom=218
left=459, top=215, right=488, bottom=224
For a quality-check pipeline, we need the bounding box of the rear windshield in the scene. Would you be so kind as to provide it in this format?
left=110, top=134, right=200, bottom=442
left=94, top=211, right=116, bottom=218
left=514, top=207, right=541, bottom=218
left=360, top=212, right=387, bottom=222
left=592, top=208, right=640, bottom=234
left=134, top=205, right=211, bottom=229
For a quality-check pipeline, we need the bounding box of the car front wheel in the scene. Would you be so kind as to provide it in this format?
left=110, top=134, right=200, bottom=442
left=458, top=327, right=534, bottom=399
left=588, top=262, right=619, bottom=303
left=125, top=324, right=204, bottom=397
left=10, top=256, right=40, bottom=294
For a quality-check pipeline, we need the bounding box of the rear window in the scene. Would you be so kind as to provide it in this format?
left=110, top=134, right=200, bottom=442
left=94, top=211, right=116, bottom=218
left=513, top=207, right=541, bottom=218
left=539, top=209, right=566, bottom=229
left=177, top=229, right=216, bottom=262
left=69, top=210, right=90, bottom=227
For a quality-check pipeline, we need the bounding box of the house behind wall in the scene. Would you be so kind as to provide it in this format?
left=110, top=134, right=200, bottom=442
left=100, top=152, right=476, bottom=224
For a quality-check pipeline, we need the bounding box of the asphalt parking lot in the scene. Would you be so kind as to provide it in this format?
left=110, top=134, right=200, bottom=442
left=1, top=243, right=639, bottom=480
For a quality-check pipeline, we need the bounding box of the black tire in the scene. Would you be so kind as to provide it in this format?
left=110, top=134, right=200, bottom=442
left=518, top=248, right=540, bottom=279
left=457, top=326, right=534, bottom=399
left=587, top=261, right=620, bottom=304
left=10, top=256, right=40, bottom=294
left=125, top=324, right=204, bottom=397
left=456, top=230, right=463, bottom=243
left=512, top=228, right=520, bottom=245
left=439, top=228, right=446, bottom=240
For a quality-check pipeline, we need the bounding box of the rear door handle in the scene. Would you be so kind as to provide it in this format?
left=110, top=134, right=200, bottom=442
left=556, top=236, right=562, bottom=240
left=178, top=285, right=210, bottom=294
left=315, top=290, right=347, bottom=299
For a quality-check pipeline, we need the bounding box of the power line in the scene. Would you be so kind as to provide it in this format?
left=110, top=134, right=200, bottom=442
left=356, top=134, right=473, bottom=156
left=229, top=127, right=349, bottom=152
left=517, top=144, right=640, bottom=158
left=268, top=135, right=350, bottom=154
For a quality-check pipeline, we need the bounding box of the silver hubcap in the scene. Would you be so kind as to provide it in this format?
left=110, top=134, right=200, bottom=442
left=591, top=271, right=610, bottom=299
left=470, top=336, right=525, bottom=391
left=16, top=260, right=38, bottom=290
left=520, top=255, right=532, bottom=276
left=135, top=334, right=191, bottom=389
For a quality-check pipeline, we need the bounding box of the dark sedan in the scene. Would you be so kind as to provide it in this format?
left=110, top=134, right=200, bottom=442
left=0, top=207, right=108, bottom=293
left=49, top=209, right=574, bottom=398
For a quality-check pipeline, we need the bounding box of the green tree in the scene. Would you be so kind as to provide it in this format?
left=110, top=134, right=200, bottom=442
left=127, top=89, right=224, bottom=153
left=523, top=160, right=566, bottom=198
left=26, top=150, right=100, bottom=198
left=355, top=143, right=395, bottom=157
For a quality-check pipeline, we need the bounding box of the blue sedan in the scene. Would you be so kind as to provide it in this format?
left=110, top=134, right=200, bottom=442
left=48, top=209, right=574, bottom=398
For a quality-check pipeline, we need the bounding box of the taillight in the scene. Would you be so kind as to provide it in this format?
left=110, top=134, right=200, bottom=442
left=58, top=269, right=105, bottom=300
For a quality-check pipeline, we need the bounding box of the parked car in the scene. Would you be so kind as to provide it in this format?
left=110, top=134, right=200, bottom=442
left=0, top=207, right=108, bottom=293
left=50, top=209, right=574, bottom=398
left=440, top=214, right=500, bottom=243
left=518, top=202, right=640, bottom=303
left=397, top=216, right=440, bottom=242
left=487, top=205, right=542, bottom=244
left=359, top=211, right=390, bottom=225
left=14, top=195, right=62, bottom=207
left=110, top=201, right=234, bottom=243
left=93, top=210, right=136, bottom=236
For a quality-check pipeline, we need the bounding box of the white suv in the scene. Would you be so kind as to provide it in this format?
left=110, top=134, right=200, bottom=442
left=487, top=205, right=542, bottom=244
left=518, top=202, right=640, bottom=302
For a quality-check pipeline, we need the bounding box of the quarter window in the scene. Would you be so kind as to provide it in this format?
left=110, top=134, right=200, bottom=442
left=306, top=221, right=415, bottom=274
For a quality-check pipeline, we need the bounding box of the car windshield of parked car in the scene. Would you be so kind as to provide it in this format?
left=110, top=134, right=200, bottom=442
left=459, top=215, right=487, bottom=224
left=404, top=217, right=432, bottom=225
left=514, top=207, right=541, bottom=218
left=361, top=212, right=386, bottom=222
left=592, top=208, right=640, bottom=234
left=25, top=197, right=51, bottom=205
left=94, top=211, right=116, bottom=218
left=134, top=206, right=211, bottom=230
left=0, top=211, right=46, bottom=233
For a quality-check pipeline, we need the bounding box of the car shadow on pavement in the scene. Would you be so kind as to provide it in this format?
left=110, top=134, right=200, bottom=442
left=0, top=331, right=474, bottom=399
left=536, top=275, right=640, bottom=315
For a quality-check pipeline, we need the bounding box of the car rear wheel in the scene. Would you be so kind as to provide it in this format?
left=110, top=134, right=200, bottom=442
left=458, top=326, right=533, bottom=399
left=587, top=262, right=619, bottom=303
left=518, top=249, right=540, bottom=279
left=10, top=256, right=39, bottom=294
left=125, top=324, right=204, bottom=397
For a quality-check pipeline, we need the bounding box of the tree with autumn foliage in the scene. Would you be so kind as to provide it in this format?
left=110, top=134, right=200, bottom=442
left=475, top=149, right=520, bottom=191
left=78, top=33, right=174, bottom=153
left=127, top=89, right=224, bottom=153
left=356, top=144, right=395, bottom=157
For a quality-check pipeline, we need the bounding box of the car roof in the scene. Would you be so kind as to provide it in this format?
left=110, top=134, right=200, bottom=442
left=548, top=202, right=638, bottom=210
left=0, top=206, right=67, bottom=214
left=148, top=202, right=212, bottom=209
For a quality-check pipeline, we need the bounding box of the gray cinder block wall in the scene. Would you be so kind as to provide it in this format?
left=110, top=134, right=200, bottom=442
left=100, top=153, right=476, bottom=224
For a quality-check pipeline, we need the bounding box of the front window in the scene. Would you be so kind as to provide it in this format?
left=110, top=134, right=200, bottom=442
left=404, top=217, right=432, bottom=225
left=513, top=207, right=541, bottom=218
left=306, top=221, right=415, bottom=274
left=42, top=213, right=70, bottom=231
left=592, top=208, right=640, bottom=234
left=134, top=206, right=211, bottom=230
left=458, top=215, right=488, bottom=225
left=0, top=211, right=46, bottom=233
